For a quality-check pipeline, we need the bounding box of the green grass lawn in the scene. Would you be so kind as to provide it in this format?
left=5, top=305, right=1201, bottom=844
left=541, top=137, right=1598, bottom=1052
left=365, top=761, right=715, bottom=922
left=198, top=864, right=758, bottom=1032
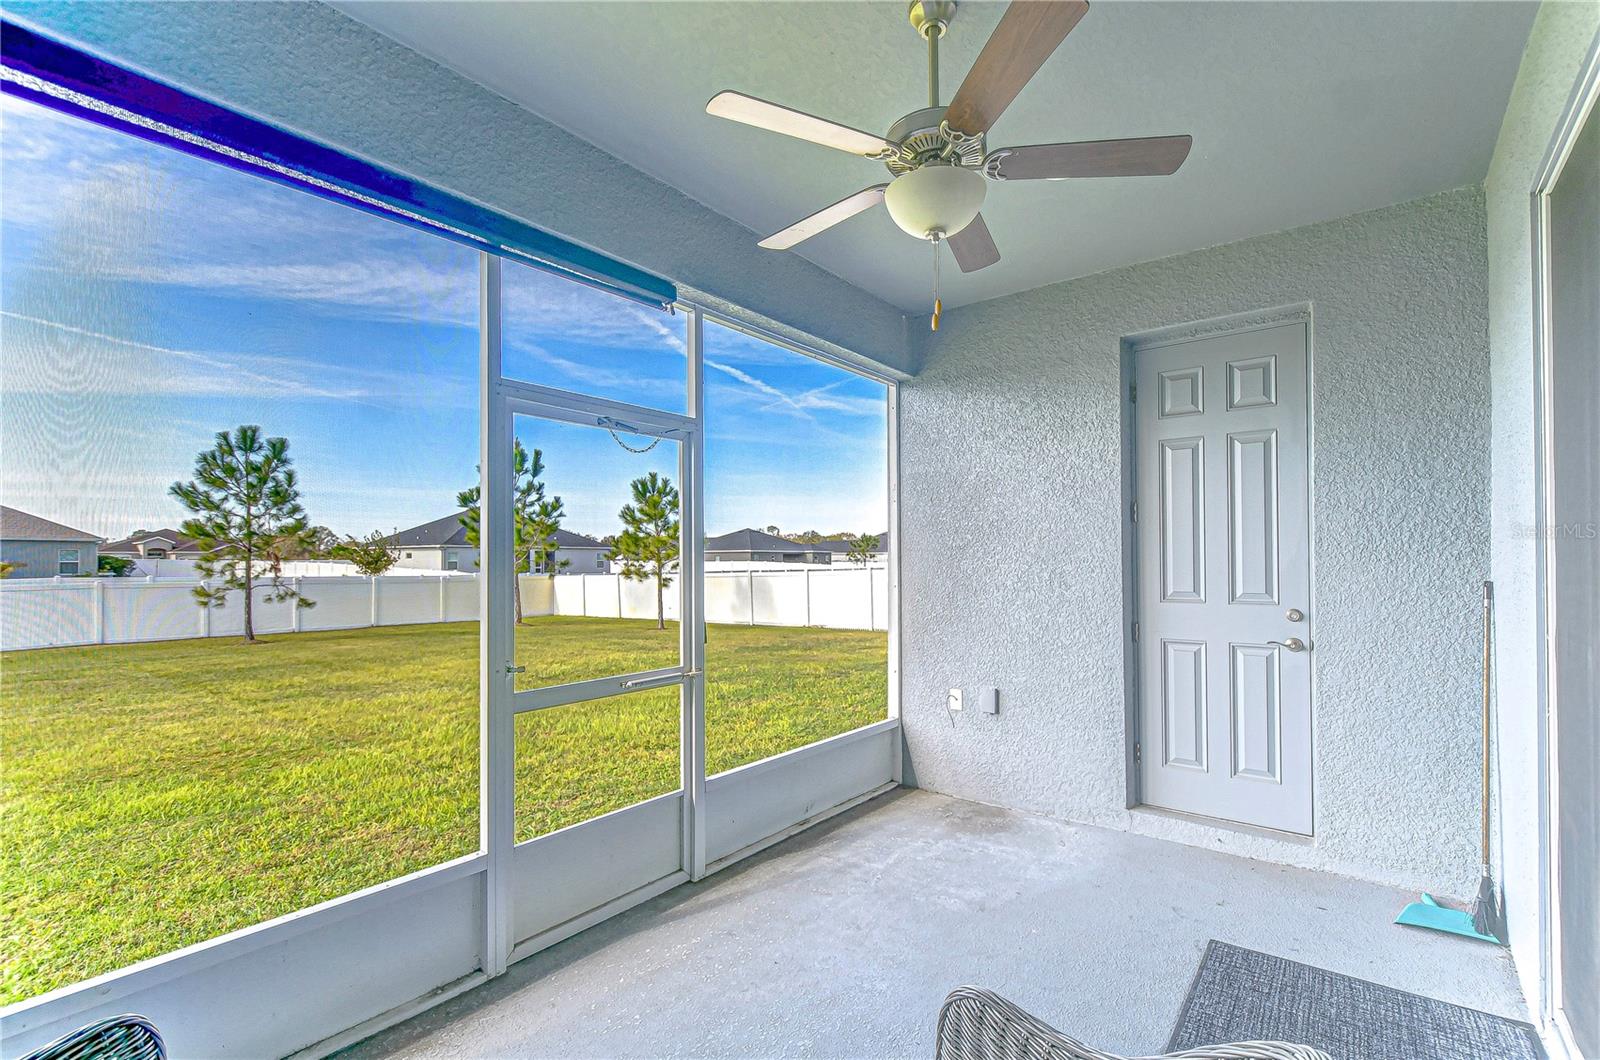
left=0, top=616, right=886, bottom=1003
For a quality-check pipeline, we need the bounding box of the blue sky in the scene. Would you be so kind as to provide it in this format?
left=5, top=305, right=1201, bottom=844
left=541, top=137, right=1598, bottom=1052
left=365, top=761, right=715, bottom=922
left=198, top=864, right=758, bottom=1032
left=0, top=95, right=887, bottom=542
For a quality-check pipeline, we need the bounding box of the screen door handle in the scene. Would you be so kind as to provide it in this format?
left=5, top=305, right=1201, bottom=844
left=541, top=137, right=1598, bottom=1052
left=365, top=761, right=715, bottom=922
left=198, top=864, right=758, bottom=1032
left=622, top=669, right=702, bottom=689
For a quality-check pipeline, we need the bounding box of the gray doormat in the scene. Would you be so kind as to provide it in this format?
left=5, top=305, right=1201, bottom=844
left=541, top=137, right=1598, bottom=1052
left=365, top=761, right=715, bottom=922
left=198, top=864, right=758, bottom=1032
left=1167, top=940, right=1544, bottom=1060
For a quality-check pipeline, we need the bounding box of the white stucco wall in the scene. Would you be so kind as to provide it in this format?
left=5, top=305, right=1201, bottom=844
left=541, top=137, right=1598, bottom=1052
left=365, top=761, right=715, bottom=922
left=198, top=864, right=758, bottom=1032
left=1483, top=1, right=1600, bottom=1023
left=393, top=548, right=447, bottom=571
left=901, top=187, right=1492, bottom=897
left=3, top=1, right=919, bottom=377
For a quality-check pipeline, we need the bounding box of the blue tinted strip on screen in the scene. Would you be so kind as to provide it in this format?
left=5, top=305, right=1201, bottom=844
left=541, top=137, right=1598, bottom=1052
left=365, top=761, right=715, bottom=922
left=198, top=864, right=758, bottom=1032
left=0, top=19, right=677, bottom=311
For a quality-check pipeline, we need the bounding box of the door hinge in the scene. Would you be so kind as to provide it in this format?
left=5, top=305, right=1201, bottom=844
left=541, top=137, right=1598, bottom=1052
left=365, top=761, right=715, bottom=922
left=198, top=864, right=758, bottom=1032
left=1130, top=500, right=1138, bottom=523
left=1132, top=621, right=1140, bottom=642
left=1128, top=382, right=1136, bottom=403
left=1134, top=741, right=1142, bottom=764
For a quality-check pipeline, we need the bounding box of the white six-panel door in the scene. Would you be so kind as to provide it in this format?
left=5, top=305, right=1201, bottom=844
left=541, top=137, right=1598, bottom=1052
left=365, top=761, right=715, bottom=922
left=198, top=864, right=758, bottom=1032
left=1135, top=322, right=1312, bottom=834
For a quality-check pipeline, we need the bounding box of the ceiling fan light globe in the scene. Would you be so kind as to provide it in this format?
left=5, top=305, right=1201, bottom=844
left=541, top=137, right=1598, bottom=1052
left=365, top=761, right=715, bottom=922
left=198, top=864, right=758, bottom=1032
left=884, top=165, right=987, bottom=241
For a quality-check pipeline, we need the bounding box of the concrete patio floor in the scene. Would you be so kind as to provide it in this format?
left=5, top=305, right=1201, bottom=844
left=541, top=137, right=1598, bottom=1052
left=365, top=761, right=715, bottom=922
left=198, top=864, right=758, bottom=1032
left=342, top=789, right=1526, bottom=1059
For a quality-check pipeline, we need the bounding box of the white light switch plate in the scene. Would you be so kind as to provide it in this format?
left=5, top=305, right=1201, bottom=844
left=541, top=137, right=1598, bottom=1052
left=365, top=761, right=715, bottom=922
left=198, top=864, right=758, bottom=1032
left=979, top=687, right=999, bottom=714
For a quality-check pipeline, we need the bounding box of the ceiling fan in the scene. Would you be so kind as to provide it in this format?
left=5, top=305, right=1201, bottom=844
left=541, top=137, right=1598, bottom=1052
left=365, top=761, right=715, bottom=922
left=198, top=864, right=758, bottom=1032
left=706, top=0, right=1192, bottom=329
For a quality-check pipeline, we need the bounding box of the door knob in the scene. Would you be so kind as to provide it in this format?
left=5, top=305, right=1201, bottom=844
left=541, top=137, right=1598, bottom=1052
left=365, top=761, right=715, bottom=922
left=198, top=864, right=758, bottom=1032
left=1268, top=637, right=1307, bottom=653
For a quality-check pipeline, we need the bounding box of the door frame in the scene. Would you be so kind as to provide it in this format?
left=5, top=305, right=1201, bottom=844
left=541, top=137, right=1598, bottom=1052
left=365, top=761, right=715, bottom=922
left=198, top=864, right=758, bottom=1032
left=479, top=257, right=705, bottom=976
left=479, top=279, right=908, bottom=980
left=1119, top=305, right=1318, bottom=827
left=1530, top=27, right=1600, bottom=1058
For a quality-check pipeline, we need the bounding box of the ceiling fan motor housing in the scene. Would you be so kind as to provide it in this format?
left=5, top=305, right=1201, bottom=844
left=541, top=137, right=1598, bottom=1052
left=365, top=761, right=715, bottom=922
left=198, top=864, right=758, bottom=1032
left=884, top=163, right=986, bottom=240
left=885, top=106, right=986, bottom=175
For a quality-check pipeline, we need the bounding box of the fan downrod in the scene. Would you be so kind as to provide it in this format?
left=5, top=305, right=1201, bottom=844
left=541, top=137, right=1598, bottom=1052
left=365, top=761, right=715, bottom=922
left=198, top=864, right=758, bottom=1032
left=909, top=1, right=957, bottom=108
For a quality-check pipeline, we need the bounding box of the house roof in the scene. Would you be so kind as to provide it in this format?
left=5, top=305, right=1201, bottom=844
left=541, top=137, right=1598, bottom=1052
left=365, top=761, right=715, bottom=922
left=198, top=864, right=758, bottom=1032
left=387, top=512, right=472, bottom=549
left=705, top=528, right=826, bottom=554
left=101, top=528, right=201, bottom=554
left=0, top=506, right=99, bottom=542
left=386, top=512, right=606, bottom=550
left=551, top=529, right=607, bottom=549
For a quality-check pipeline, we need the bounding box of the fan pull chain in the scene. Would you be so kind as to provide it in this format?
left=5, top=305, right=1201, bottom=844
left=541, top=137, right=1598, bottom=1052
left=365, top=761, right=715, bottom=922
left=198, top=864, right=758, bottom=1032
left=930, top=235, right=943, bottom=332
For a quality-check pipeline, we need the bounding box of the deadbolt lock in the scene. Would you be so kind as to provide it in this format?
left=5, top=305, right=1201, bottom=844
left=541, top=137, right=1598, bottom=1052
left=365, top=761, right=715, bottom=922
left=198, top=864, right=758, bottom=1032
left=1286, top=608, right=1304, bottom=622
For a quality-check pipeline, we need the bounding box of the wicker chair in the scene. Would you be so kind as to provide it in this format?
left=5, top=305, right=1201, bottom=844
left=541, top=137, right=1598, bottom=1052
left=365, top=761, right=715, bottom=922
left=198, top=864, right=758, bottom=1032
left=936, top=987, right=1331, bottom=1060
left=19, top=1014, right=165, bottom=1060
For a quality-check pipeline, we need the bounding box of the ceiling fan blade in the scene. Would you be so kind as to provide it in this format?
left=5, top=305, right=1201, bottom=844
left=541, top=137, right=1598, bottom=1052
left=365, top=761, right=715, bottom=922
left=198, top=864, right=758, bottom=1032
left=986, top=135, right=1193, bottom=180
left=759, top=185, right=889, bottom=250
left=948, top=214, right=1000, bottom=273
left=944, top=1, right=1090, bottom=136
left=707, top=91, right=895, bottom=158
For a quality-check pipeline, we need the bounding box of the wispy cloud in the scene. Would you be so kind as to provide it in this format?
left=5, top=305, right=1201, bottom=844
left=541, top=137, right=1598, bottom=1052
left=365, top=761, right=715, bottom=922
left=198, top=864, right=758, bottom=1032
left=102, top=250, right=691, bottom=357
left=507, top=339, right=684, bottom=402
left=786, top=378, right=887, bottom=417
left=0, top=311, right=474, bottom=408
left=704, top=358, right=813, bottom=418
left=1, top=311, right=356, bottom=398
left=110, top=260, right=478, bottom=323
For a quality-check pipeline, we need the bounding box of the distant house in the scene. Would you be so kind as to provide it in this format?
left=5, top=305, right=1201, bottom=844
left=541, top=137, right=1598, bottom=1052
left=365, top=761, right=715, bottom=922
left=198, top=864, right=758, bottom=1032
left=0, top=506, right=100, bottom=577
left=101, top=528, right=205, bottom=560
left=813, top=532, right=889, bottom=565
left=385, top=512, right=610, bottom=574
left=384, top=513, right=477, bottom=572
left=705, top=528, right=832, bottom=565
left=534, top=529, right=612, bottom=574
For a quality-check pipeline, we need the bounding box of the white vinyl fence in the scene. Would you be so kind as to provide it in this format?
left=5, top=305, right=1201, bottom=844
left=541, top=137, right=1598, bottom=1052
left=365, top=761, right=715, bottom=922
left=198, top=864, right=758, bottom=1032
left=1, top=567, right=888, bottom=650
left=124, top=557, right=453, bottom=579
left=0, top=575, right=480, bottom=651
left=524, top=567, right=889, bottom=630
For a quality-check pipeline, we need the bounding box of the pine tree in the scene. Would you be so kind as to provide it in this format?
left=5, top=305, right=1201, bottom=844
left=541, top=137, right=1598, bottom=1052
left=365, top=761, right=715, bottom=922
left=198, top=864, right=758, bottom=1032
left=613, top=472, right=680, bottom=631
left=169, top=425, right=315, bottom=642
left=303, top=525, right=342, bottom=558
left=525, top=496, right=569, bottom=576
left=333, top=530, right=400, bottom=576
left=458, top=439, right=561, bottom=623
left=846, top=533, right=880, bottom=567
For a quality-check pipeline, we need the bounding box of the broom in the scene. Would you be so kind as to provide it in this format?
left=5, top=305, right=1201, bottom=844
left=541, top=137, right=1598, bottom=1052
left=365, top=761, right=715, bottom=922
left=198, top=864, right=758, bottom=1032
left=1395, top=581, right=1504, bottom=943
left=1471, top=581, right=1504, bottom=939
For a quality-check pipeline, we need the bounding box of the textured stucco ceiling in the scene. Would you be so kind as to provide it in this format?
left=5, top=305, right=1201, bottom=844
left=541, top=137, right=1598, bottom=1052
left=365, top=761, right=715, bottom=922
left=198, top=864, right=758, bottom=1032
left=335, top=1, right=1535, bottom=313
